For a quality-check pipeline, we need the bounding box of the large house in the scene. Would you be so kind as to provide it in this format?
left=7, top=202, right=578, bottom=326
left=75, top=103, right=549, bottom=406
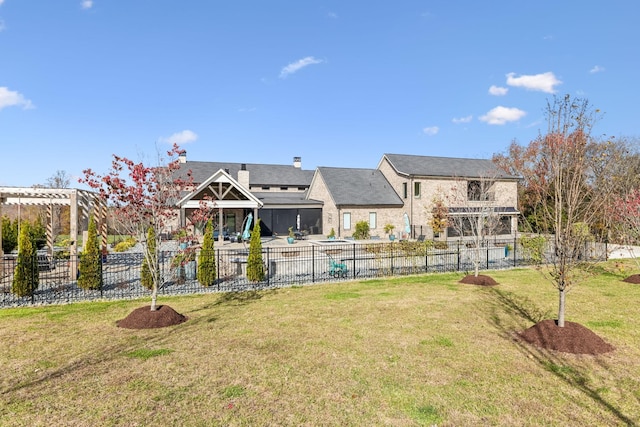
left=175, top=152, right=520, bottom=241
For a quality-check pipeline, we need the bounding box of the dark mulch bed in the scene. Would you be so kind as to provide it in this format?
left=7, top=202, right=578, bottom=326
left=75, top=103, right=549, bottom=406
left=459, top=274, right=499, bottom=286
left=116, top=305, right=187, bottom=329
left=518, top=319, right=614, bottom=355
left=622, top=274, right=640, bottom=284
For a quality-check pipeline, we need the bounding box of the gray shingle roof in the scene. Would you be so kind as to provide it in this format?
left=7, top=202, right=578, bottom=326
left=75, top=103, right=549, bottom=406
left=177, top=161, right=314, bottom=186
left=383, top=153, right=519, bottom=179
left=318, top=167, right=403, bottom=206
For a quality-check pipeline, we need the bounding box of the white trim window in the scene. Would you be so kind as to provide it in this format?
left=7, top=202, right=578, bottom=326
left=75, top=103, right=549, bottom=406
left=369, top=212, right=377, bottom=229
left=343, top=212, right=351, bottom=230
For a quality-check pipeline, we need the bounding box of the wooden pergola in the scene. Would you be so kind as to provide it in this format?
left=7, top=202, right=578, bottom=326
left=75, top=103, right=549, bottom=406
left=0, top=187, right=106, bottom=279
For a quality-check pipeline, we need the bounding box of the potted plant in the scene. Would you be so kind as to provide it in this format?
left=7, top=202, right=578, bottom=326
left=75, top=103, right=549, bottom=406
left=287, top=226, right=296, bottom=244
left=175, top=229, right=189, bottom=250
left=327, top=228, right=336, bottom=240
left=384, top=223, right=396, bottom=241
left=171, top=247, right=197, bottom=280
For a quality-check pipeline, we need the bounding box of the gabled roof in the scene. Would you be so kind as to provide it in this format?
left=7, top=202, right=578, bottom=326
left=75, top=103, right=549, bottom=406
left=177, top=161, right=314, bottom=187
left=380, top=153, right=520, bottom=180
left=177, top=169, right=262, bottom=209
left=316, top=167, right=403, bottom=207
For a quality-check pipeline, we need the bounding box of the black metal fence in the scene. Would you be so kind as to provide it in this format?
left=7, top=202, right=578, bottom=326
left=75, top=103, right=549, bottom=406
left=0, top=238, right=589, bottom=308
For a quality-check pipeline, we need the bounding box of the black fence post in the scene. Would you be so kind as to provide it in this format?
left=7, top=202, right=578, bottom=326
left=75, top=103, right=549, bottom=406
left=216, top=249, right=220, bottom=291
left=486, top=243, right=489, bottom=270
left=351, top=243, right=356, bottom=279
left=312, top=245, right=316, bottom=283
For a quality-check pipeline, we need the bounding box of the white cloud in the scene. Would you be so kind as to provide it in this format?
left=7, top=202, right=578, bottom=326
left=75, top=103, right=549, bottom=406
left=489, top=85, right=508, bottom=96
left=590, top=65, right=605, bottom=74
left=0, top=87, right=34, bottom=110
left=328, top=12, right=338, bottom=19
left=0, top=0, right=5, bottom=5
left=159, top=129, right=198, bottom=145
left=452, top=115, right=473, bottom=124
left=422, top=126, right=439, bottom=136
left=81, top=0, right=93, bottom=9
left=479, top=106, right=526, bottom=125
left=506, top=72, right=561, bottom=93
left=279, top=56, right=323, bottom=78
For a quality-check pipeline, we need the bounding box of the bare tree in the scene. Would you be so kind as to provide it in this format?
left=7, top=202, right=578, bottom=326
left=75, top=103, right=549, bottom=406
left=446, top=172, right=504, bottom=277
left=530, top=95, right=617, bottom=327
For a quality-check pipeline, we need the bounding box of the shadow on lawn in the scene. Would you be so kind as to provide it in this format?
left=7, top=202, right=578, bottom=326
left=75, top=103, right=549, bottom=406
left=484, top=288, right=637, bottom=426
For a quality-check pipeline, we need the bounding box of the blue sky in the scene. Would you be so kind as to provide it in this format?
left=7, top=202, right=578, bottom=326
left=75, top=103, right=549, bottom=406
left=1, top=1, right=639, bottom=187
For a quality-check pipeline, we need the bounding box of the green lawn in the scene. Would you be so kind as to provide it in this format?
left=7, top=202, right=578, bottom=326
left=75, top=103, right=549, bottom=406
left=1, top=263, right=639, bottom=426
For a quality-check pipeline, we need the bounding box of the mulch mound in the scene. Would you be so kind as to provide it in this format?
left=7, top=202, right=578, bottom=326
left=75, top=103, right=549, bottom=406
left=518, top=319, right=614, bottom=355
left=622, top=274, right=640, bottom=284
left=116, top=305, right=187, bottom=329
left=459, top=274, right=498, bottom=286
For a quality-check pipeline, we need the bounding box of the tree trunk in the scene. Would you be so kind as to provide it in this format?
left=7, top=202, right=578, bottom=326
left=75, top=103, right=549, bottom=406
left=557, top=288, right=566, bottom=327
left=150, top=290, right=158, bottom=311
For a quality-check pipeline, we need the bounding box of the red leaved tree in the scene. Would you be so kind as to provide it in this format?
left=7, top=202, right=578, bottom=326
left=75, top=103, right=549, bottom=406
left=80, top=144, right=191, bottom=311
left=611, top=189, right=640, bottom=270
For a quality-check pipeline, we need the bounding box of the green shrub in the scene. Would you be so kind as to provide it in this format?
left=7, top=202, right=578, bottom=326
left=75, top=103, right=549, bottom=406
left=12, top=223, right=38, bottom=297
left=140, top=227, right=157, bottom=290
left=352, top=221, right=370, bottom=240
left=197, top=219, right=217, bottom=287
left=77, top=215, right=102, bottom=290
left=520, top=235, right=546, bottom=263
left=246, top=219, right=265, bottom=282
left=433, top=240, right=448, bottom=250
left=113, top=237, right=136, bottom=252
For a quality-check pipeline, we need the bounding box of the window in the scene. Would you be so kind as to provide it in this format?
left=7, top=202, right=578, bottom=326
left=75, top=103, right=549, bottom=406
left=280, top=186, right=289, bottom=190
left=496, top=216, right=512, bottom=235
left=261, top=186, right=270, bottom=190
left=403, top=182, right=408, bottom=199
left=414, top=182, right=421, bottom=198
left=369, top=212, right=377, bottom=229
left=343, top=212, right=351, bottom=230
left=447, top=216, right=474, bottom=237
left=467, top=180, right=494, bottom=201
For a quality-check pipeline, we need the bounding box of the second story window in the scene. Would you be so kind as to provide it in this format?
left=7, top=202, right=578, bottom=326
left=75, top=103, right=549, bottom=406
left=467, top=180, right=494, bottom=201
left=414, top=182, right=421, bottom=198
left=403, top=182, right=408, bottom=199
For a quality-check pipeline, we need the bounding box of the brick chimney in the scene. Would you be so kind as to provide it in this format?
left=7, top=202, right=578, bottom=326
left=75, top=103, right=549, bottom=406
left=238, top=163, right=250, bottom=188
left=293, top=156, right=301, bottom=168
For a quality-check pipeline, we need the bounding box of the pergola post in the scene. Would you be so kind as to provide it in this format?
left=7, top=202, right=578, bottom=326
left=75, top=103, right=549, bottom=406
left=69, top=191, right=78, bottom=280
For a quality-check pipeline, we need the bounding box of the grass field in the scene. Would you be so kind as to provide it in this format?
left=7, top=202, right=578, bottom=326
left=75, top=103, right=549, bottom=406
left=1, top=262, right=639, bottom=426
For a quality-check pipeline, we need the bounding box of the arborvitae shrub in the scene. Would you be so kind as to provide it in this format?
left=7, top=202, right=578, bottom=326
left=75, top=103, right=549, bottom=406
left=246, top=219, right=265, bottom=282
left=77, top=215, right=102, bottom=290
left=12, top=223, right=39, bottom=297
left=140, top=226, right=157, bottom=290
left=197, top=219, right=217, bottom=287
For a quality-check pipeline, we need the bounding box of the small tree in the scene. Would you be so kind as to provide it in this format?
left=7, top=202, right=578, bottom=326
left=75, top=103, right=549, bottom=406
left=1, top=215, right=17, bottom=254
left=611, top=188, right=640, bottom=269
left=352, top=220, right=370, bottom=240
left=81, top=143, right=192, bottom=311
left=12, top=223, right=38, bottom=297
left=77, top=215, right=102, bottom=290
left=447, top=173, right=502, bottom=277
left=527, top=95, right=617, bottom=327
left=246, top=218, right=265, bottom=282
left=429, top=196, right=448, bottom=237
left=197, top=219, right=217, bottom=287
left=140, top=226, right=157, bottom=290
